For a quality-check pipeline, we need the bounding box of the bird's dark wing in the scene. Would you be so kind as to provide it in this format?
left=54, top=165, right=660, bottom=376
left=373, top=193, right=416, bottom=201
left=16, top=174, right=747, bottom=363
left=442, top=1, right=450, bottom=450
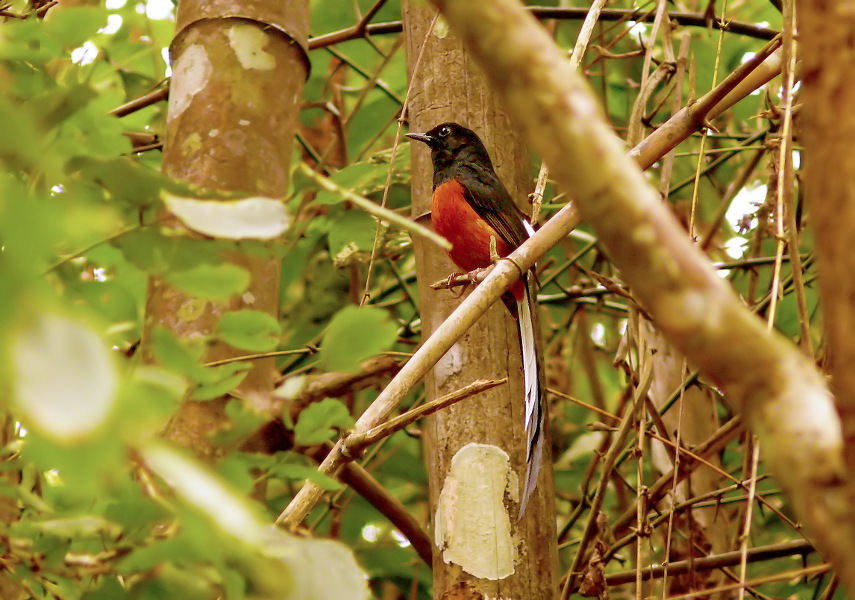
left=459, top=163, right=530, bottom=248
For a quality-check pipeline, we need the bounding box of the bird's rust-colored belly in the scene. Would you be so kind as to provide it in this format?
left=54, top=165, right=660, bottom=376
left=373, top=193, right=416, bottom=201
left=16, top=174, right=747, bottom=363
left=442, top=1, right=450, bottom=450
left=432, top=178, right=513, bottom=273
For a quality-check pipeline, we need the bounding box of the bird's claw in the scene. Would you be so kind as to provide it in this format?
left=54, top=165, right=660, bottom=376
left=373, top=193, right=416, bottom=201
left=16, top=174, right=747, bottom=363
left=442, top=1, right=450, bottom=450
left=447, top=272, right=470, bottom=298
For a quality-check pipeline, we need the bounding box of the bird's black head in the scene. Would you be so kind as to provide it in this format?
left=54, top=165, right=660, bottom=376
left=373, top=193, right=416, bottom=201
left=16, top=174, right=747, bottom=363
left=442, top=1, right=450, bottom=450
left=406, top=122, right=494, bottom=172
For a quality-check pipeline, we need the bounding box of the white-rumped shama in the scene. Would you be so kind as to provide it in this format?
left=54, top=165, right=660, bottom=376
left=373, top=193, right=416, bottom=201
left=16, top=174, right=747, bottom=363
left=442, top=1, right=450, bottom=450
left=407, top=122, right=544, bottom=517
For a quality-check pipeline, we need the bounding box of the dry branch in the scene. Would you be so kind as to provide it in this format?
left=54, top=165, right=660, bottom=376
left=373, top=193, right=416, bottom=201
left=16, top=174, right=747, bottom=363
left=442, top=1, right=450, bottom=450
left=343, top=378, right=507, bottom=456
left=605, top=539, right=815, bottom=586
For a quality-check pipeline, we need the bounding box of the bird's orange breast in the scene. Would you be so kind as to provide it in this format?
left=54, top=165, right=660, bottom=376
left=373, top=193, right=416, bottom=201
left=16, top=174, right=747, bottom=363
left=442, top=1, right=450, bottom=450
left=432, top=179, right=523, bottom=299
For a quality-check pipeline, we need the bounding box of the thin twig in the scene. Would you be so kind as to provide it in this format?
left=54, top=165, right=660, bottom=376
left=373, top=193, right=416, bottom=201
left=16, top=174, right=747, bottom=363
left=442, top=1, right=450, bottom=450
left=335, top=459, right=433, bottom=567
left=307, top=9, right=779, bottom=51
left=664, top=563, right=831, bottom=600
left=609, top=417, right=743, bottom=537
left=343, top=378, right=507, bottom=455
left=109, top=84, right=170, bottom=118
left=605, top=539, right=815, bottom=586
left=630, top=36, right=782, bottom=170
left=298, top=163, right=449, bottom=251
left=658, top=34, right=692, bottom=204
left=307, top=0, right=389, bottom=49
left=777, top=0, right=810, bottom=354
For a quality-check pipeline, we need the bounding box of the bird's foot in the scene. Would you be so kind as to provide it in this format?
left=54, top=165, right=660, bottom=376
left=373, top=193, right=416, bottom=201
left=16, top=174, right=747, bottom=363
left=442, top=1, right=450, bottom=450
left=430, top=267, right=491, bottom=295
left=447, top=272, right=470, bottom=298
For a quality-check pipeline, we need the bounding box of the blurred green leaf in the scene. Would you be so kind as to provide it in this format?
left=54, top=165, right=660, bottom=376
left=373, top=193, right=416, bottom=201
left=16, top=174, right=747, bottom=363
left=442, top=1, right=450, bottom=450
left=20, top=432, right=125, bottom=503
left=45, top=7, right=107, bottom=48
left=115, top=230, right=231, bottom=274
left=320, top=305, right=398, bottom=372
left=294, top=398, right=355, bottom=446
left=328, top=210, right=378, bottom=259
left=216, top=309, right=282, bottom=352
left=314, top=163, right=379, bottom=205
left=32, top=515, right=122, bottom=539
left=68, top=156, right=165, bottom=207
left=164, top=263, right=251, bottom=300
left=148, top=326, right=250, bottom=400
left=192, top=362, right=250, bottom=400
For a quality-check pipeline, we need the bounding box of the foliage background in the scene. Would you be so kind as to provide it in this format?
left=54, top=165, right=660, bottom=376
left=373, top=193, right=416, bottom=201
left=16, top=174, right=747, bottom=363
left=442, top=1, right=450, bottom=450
left=0, top=0, right=835, bottom=598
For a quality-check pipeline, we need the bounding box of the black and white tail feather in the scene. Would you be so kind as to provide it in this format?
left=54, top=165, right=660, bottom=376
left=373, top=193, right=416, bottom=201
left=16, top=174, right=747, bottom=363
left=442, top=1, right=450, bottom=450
left=517, top=221, right=543, bottom=519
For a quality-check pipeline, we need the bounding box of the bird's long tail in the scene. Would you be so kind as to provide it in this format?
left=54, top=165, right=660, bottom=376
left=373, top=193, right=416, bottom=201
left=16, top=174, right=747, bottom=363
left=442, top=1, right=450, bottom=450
left=517, top=276, right=543, bottom=518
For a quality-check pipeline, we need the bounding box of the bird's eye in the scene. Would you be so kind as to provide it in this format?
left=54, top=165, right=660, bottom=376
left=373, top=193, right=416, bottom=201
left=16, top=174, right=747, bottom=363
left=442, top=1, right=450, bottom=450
left=438, top=126, right=451, bottom=137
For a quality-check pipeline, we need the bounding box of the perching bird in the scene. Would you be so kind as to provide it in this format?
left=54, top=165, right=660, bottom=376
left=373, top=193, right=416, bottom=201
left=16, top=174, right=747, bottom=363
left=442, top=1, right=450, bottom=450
left=407, top=122, right=544, bottom=517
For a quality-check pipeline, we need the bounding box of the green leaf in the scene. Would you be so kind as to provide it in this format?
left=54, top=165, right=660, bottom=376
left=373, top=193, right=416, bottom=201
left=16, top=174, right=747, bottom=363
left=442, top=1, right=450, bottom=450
left=320, top=305, right=398, bottom=372
left=45, top=7, right=107, bottom=48
left=21, top=433, right=124, bottom=501
left=67, top=156, right=165, bottom=208
left=216, top=310, right=281, bottom=352
left=270, top=462, right=342, bottom=491
left=149, top=327, right=250, bottom=400
left=12, top=313, right=118, bottom=442
left=165, top=263, right=250, bottom=300
left=208, top=400, right=268, bottom=447
left=115, top=230, right=231, bottom=274
left=314, top=163, right=379, bottom=205
left=103, top=477, right=172, bottom=535
left=192, top=363, right=250, bottom=401
left=294, top=398, right=354, bottom=446
left=328, top=210, right=378, bottom=259
left=149, top=326, right=207, bottom=380
left=43, top=85, right=97, bottom=130
left=0, top=20, right=52, bottom=62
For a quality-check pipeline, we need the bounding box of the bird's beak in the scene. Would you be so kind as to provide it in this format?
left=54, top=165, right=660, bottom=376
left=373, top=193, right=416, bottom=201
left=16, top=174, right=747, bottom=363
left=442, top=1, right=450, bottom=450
left=405, top=132, right=434, bottom=146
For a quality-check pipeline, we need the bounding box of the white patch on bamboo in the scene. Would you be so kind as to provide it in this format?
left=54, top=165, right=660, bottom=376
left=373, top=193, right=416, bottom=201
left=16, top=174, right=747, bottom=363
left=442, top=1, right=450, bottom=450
left=434, top=342, right=465, bottom=386
left=228, top=23, right=276, bottom=71
left=434, top=443, right=518, bottom=580
left=168, top=44, right=212, bottom=121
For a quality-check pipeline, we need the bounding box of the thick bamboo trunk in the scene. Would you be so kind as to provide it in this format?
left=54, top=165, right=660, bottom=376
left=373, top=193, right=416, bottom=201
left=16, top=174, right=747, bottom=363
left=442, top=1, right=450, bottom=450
left=143, top=0, right=309, bottom=456
left=404, top=3, right=559, bottom=598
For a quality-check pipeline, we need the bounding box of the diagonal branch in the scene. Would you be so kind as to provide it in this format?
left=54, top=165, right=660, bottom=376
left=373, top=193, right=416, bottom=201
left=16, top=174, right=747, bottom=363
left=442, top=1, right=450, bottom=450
left=630, top=36, right=782, bottom=170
